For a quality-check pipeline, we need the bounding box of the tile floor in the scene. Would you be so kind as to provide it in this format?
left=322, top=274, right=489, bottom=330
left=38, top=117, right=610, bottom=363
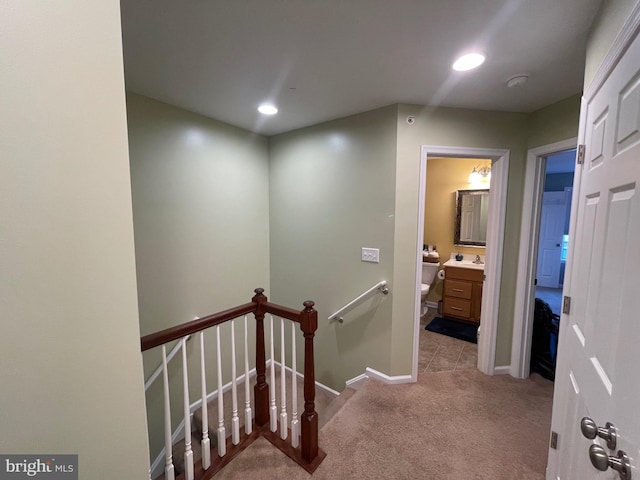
left=418, top=310, right=478, bottom=373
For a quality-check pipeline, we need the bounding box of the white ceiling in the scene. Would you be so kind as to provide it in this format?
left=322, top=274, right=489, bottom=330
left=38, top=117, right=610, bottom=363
left=121, top=0, right=603, bottom=136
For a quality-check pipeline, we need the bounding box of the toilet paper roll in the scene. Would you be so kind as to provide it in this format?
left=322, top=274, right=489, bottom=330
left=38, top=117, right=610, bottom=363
left=437, top=269, right=445, bottom=280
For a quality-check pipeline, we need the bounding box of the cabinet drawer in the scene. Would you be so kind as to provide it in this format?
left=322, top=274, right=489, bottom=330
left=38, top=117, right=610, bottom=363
left=443, top=298, right=471, bottom=319
left=445, top=266, right=484, bottom=282
left=444, top=279, right=472, bottom=299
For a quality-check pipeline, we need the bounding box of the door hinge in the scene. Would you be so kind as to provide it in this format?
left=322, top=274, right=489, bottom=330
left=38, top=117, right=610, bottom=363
left=534, top=278, right=538, bottom=286
left=563, top=296, right=571, bottom=315
left=550, top=431, right=559, bottom=449
left=577, top=144, right=585, bottom=165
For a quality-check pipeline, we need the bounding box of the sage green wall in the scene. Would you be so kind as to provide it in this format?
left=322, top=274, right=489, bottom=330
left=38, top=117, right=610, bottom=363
left=584, top=0, right=638, bottom=88
left=268, top=106, right=397, bottom=390
left=268, top=100, right=580, bottom=382
left=127, top=94, right=270, bottom=458
left=527, top=95, right=581, bottom=149
left=394, top=105, right=529, bottom=371
left=0, top=1, right=150, bottom=478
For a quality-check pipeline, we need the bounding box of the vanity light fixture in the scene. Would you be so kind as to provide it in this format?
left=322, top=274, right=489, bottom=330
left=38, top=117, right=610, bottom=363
left=469, top=165, right=491, bottom=185
left=258, top=104, right=278, bottom=115
left=452, top=53, right=485, bottom=72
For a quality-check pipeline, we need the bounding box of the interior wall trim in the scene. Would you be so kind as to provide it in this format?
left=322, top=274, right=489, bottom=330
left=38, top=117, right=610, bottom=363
left=345, top=367, right=414, bottom=389
left=511, top=138, right=578, bottom=379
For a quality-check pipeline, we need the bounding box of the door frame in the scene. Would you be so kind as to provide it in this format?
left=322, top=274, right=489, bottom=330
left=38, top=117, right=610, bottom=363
left=414, top=145, right=509, bottom=378
left=510, top=137, right=577, bottom=379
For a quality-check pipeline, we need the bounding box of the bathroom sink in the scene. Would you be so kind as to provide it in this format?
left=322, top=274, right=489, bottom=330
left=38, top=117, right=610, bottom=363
left=443, top=258, right=485, bottom=270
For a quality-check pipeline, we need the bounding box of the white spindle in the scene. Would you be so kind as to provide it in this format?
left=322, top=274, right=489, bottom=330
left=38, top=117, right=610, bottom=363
left=269, top=315, right=277, bottom=432
left=162, top=346, right=175, bottom=480
left=279, top=318, right=288, bottom=440
left=231, top=319, right=240, bottom=445
left=199, top=332, right=211, bottom=469
left=290, top=323, right=299, bottom=448
left=181, top=337, right=194, bottom=480
left=216, top=326, right=227, bottom=456
left=243, top=315, right=252, bottom=434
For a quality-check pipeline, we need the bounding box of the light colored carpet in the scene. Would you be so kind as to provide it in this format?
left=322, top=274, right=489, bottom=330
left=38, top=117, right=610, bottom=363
left=215, top=369, right=554, bottom=479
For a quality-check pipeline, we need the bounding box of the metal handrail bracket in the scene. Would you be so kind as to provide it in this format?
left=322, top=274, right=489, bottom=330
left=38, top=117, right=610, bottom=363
left=328, top=281, right=389, bottom=323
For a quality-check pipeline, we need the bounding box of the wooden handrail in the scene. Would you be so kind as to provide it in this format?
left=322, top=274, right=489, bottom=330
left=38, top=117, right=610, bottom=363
left=141, top=288, right=325, bottom=477
left=141, top=302, right=256, bottom=351
left=263, top=302, right=304, bottom=322
left=141, top=296, right=309, bottom=352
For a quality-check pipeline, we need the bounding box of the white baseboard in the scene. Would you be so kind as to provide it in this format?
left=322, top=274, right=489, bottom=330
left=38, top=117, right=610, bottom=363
left=493, top=365, right=511, bottom=376
left=345, top=373, right=369, bottom=390
left=269, top=359, right=340, bottom=397
left=366, top=367, right=413, bottom=385
left=426, top=301, right=439, bottom=309
left=345, top=367, right=414, bottom=390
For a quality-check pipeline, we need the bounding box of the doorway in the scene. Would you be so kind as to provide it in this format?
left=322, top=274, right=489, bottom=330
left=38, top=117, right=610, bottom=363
left=535, top=150, right=575, bottom=314
left=413, top=145, right=509, bottom=380
left=511, top=138, right=578, bottom=378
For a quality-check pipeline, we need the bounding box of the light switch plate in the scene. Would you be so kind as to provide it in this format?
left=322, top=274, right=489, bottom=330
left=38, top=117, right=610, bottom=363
left=361, top=247, right=380, bottom=263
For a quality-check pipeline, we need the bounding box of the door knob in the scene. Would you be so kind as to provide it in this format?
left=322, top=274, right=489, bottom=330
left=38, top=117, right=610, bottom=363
left=589, top=445, right=632, bottom=479
left=581, top=417, right=617, bottom=449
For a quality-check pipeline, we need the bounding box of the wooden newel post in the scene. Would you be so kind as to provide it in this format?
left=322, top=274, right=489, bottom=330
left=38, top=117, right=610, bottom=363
left=252, top=288, right=269, bottom=427
left=299, top=300, right=319, bottom=463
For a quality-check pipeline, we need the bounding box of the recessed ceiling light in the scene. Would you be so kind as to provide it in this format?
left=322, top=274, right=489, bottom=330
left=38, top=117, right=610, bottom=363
left=258, top=104, right=278, bottom=115
left=452, top=53, right=485, bottom=72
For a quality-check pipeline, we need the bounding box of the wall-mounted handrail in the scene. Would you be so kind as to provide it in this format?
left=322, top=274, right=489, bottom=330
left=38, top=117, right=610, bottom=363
left=144, top=334, right=191, bottom=391
left=328, top=280, right=389, bottom=323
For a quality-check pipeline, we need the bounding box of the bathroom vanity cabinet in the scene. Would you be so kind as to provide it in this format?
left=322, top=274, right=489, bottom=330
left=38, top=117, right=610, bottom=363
left=442, top=266, right=483, bottom=324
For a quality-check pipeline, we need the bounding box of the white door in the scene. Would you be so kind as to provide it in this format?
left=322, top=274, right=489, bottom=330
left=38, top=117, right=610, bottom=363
left=547, top=25, right=640, bottom=480
left=536, top=191, right=567, bottom=288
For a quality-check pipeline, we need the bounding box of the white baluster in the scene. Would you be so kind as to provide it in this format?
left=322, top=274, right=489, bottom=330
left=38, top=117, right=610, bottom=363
left=243, top=315, right=252, bottom=435
left=269, top=315, right=277, bottom=432
left=290, top=323, right=299, bottom=448
left=199, top=332, right=211, bottom=469
left=216, top=325, right=227, bottom=456
left=162, top=345, right=175, bottom=480
left=181, top=338, right=194, bottom=480
left=279, top=318, right=288, bottom=440
left=230, top=319, right=240, bottom=445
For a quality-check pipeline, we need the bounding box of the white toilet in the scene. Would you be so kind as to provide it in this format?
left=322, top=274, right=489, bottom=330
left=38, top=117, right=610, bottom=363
left=420, top=261, right=440, bottom=316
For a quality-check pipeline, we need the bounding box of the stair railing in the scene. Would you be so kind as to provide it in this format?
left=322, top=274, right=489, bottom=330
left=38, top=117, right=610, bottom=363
left=140, top=288, right=325, bottom=480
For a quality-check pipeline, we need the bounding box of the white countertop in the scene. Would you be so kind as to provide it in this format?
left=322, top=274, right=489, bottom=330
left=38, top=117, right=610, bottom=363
left=443, top=258, right=485, bottom=271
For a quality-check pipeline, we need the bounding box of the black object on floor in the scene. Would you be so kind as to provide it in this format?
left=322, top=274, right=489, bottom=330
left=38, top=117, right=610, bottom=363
left=426, top=317, right=478, bottom=344
left=530, top=298, right=560, bottom=381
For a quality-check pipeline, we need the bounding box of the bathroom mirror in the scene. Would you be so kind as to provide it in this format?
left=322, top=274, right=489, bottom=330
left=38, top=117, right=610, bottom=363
left=454, top=189, right=489, bottom=246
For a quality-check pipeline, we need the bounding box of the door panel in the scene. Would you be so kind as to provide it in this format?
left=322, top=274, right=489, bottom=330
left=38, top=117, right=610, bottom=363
left=548, top=23, right=640, bottom=480
left=537, top=192, right=566, bottom=288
